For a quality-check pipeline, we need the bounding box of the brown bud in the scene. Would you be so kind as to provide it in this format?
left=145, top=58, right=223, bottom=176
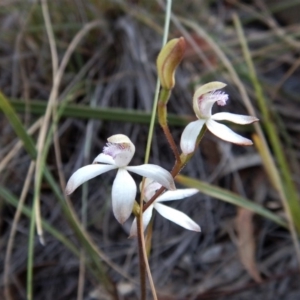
left=157, top=37, right=186, bottom=90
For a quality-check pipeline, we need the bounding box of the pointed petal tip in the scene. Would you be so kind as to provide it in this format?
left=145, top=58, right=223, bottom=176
left=115, top=216, right=126, bottom=225
left=195, top=225, right=201, bottom=232
left=249, top=117, right=259, bottom=124
left=114, top=210, right=130, bottom=225
left=232, top=139, right=253, bottom=146
left=188, top=222, right=201, bottom=232
left=128, top=234, right=136, bottom=239
left=239, top=139, right=253, bottom=146
left=65, top=185, right=74, bottom=195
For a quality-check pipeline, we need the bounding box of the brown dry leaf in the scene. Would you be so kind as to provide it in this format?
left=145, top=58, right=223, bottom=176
left=235, top=207, right=263, bottom=283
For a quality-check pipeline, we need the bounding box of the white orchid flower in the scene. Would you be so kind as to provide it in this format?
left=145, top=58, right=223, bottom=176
left=66, top=134, right=175, bottom=224
left=180, top=82, right=259, bottom=154
left=130, top=178, right=200, bottom=237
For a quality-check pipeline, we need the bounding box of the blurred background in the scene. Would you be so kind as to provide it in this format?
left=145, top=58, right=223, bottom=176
left=1, top=0, right=300, bottom=299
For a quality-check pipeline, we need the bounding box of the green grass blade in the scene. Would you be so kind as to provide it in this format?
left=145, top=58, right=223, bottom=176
left=176, top=175, right=287, bottom=228
left=8, top=98, right=192, bottom=126
left=0, top=93, right=36, bottom=158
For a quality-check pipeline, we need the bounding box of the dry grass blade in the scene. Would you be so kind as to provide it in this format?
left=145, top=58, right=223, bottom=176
left=235, top=207, right=262, bottom=283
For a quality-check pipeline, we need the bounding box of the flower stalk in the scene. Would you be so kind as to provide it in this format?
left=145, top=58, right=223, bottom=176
left=136, top=214, right=147, bottom=300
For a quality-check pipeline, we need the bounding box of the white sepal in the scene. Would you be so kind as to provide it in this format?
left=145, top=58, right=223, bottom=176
left=112, top=168, right=137, bottom=224
left=212, top=112, right=258, bottom=124
left=180, top=120, right=205, bottom=154
left=65, top=164, right=117, bottom=195
left=206, top=119, right=253, bottom=145
left=154, top=203, right=201, bottom=232
left=126, top=164, right=176, bottom=191
left=156, top=188, right=199, bottom=202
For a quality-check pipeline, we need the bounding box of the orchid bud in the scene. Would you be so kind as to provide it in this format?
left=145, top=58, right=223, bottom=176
left=157, top=37, right=186, bottom=90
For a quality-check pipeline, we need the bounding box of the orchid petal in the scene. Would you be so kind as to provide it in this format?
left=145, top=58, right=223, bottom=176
left=206, top=119, right=253, bottom=145
left=193, top=82, right=227, bottom=118
left=104, top=134, right=135, bottom=167
left=65, top=164, right=116, bottom=195
left=156, top=188, right=199, bottom=202
left=193, top=82, right=227, bottom=101
left=212, top=112, right=258, bottom=124
left=180, top=120, right=205, bottom=154
left=154, top=203, right=201, bottom=232
left=112, top=168, right=137, bottom=224
left=129, top=205, right=154, bottom=237
left=108, top=134, right=133, bottom=144
left=102, top=141, right=135, bottom=168
left=93, top=153, right=115, bottom=165
left=126, top=165, right=175, bottom=190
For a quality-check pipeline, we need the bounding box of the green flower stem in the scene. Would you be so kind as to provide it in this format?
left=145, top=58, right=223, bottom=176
left=159, top=88, right=171, bottom=105
left=158, top=88, right=181, bottom=162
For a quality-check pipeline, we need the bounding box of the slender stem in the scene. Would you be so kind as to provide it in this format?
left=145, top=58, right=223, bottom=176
left=137, top=215, right=147, bottom=300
